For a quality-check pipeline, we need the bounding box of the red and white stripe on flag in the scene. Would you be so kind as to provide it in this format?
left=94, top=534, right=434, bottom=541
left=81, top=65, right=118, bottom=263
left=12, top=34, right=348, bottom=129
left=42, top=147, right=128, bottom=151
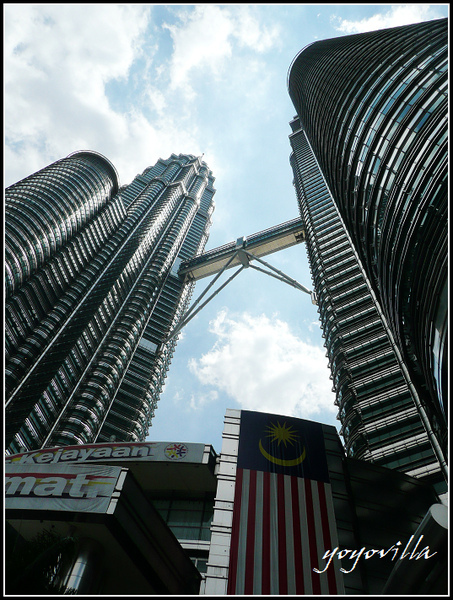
left=227, top=467, right=344, bottom=595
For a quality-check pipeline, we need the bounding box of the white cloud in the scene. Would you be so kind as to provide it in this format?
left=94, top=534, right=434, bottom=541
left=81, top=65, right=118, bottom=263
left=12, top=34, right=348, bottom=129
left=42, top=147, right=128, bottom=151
left=233, top=5, right=281, bottom=52
left=188, top=310, right=336, bottom=419
left=332, top=4, right=445, bottom=34
left=163, top=5, right=234, bottom=96
left=189, top=390, right=219, bottom=411
left=5, top=5, right=149, bottom=116
left=163, top=5, right=280, bottom=99
left=4, top=4, right=157, bottom=185
left=4, top=4, right=280, bottom=188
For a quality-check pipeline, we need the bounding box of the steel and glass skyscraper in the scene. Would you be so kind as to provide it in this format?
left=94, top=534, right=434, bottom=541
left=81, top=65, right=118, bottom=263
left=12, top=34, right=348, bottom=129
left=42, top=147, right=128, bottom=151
left=5, top=151, right=215, bottom=454
left=288, top=18, right=447, bottom=491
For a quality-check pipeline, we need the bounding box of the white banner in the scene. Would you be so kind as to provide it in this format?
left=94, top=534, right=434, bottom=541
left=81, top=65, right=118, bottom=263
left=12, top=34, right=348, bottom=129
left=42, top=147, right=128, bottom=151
left=5, top=463, right=125, bottom=514
left=5, top=441, right=205, bottom=467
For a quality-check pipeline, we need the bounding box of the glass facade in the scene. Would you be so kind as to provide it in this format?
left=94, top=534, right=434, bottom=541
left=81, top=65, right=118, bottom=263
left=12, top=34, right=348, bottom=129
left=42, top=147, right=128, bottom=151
left=289, top=125, right=442, bottom=487
left=288, top=18, right=447, bottom=490
left=153, top=496, right=214, bottom=543
left=151, top=494, right=215, bottom=577
left=5, top=152, right=215, bottom=454
left=288, top=19, right=447, bottom=476
left=5, top=151, right=120, bottom=299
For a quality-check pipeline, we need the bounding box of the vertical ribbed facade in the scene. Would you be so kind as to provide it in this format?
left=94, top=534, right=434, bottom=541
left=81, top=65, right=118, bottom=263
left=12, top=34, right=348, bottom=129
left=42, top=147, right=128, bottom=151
left=289, top=124, right=442, bottom=487
left=5, top=152, right=215, bottom=454
left=5, top=151, right=120, bottom=299
left=288, top=19, right=447, bottom=490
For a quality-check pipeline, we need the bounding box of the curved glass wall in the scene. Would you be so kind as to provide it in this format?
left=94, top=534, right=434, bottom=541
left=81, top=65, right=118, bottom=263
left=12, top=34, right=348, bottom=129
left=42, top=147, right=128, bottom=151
left=288, top=18, right=447, bottom=472
left=5, top=152, right=119, bottom=298
left=289, top=126, right=442, bottom=488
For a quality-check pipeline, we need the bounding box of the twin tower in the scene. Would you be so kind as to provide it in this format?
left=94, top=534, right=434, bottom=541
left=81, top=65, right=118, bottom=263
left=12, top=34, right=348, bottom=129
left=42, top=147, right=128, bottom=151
left=5, top=19, right=447, bottom=494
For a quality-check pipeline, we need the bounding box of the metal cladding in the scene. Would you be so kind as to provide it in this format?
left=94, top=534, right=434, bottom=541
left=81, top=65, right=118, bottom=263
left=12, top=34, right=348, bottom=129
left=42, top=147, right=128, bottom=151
left=288, top=19, right=447, bottom=488
left=5, top=152, right=215, bottom=454
left=5, top=151, right=120, bottom=298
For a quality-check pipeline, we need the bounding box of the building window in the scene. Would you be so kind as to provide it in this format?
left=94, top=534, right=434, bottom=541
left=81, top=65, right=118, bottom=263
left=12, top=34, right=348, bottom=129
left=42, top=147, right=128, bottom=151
left=152, top=497, right=214, bottom=542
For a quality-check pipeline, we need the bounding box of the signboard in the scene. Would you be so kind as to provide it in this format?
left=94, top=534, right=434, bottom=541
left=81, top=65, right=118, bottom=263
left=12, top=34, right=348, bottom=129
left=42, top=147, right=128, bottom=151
left=5, top=462, right=125, bottom=514
left=5, top=441, right=204, bottom=467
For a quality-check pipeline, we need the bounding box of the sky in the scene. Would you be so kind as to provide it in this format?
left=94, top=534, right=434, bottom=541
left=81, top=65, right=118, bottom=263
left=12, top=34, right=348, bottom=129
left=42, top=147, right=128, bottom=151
left=4, top=4, right=449, bottom=453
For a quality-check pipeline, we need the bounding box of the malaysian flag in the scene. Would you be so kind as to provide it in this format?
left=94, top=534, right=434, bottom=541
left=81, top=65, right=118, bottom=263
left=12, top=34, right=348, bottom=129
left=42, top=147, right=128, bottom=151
left=227, top=410, right=344, bottom=595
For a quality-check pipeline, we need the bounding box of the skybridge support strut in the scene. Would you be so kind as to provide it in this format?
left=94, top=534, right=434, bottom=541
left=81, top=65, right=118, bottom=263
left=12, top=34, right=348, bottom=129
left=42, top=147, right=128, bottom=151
left=245, top=250, right=313, bottom=296
left=166, top=246, right=316, bottom=342
left=167, top=257, right=245, bottom=342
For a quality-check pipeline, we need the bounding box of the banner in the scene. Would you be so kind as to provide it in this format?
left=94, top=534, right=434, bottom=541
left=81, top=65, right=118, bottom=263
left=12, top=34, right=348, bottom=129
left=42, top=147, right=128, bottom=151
left=227, top=410, right=344, bottom=595
left=5, top=463, right=125, bottom=514
left=5, top=441, right=204, bottom=466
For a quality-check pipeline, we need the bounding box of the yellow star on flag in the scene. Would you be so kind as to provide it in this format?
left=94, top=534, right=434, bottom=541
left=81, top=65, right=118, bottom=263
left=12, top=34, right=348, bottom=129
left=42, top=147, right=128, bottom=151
left=265, top=421, right=299, bottom=447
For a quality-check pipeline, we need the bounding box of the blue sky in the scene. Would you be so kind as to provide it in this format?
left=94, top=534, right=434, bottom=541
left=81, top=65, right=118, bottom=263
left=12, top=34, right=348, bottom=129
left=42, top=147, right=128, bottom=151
left=4, top=4, right=448, bottom=453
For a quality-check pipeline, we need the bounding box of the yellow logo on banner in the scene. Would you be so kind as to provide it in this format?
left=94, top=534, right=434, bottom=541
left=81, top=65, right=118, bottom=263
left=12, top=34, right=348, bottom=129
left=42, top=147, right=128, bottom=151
left=258, top=421, right=306, bottom=467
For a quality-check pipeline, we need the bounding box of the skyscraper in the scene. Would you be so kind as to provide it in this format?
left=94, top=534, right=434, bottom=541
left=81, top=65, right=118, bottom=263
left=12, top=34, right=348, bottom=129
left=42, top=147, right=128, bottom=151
left=5, top=151, right=215, bottom=454
left=288, top=18, right=447, bottom=491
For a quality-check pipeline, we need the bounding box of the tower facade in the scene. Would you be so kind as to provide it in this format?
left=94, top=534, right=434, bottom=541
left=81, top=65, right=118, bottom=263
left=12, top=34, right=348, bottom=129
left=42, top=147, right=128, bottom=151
left=288, top=19, right=447, bottom=490
left=5, top=152, right=215, bottom=454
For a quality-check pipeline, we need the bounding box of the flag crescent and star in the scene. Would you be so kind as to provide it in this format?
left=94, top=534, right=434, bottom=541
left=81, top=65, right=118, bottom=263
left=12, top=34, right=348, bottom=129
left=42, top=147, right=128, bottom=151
left=258, top=420, right=307, bottom=467
left=236, top=410, right=330, bottom=480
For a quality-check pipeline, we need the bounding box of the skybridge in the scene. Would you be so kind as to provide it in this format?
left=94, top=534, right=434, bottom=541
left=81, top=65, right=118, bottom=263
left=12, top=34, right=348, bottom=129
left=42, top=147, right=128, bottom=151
left=179, top=217, right=307, bottom=282
left=168, top=217, right=316, bottom=341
